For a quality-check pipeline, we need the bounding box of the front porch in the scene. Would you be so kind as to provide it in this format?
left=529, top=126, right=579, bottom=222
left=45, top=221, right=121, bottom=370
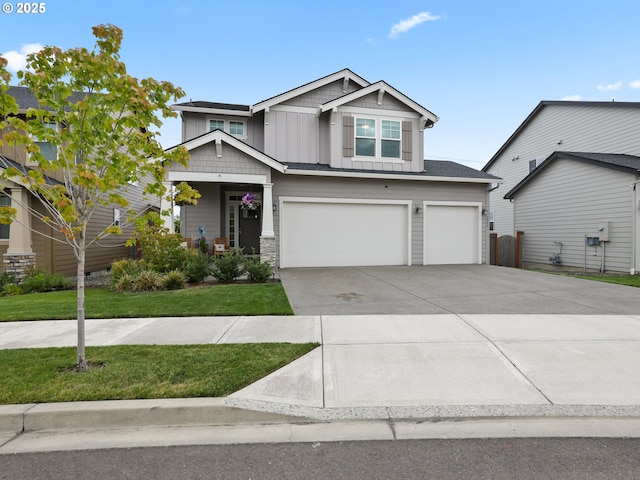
left=162, top=177, right=276, bottom=266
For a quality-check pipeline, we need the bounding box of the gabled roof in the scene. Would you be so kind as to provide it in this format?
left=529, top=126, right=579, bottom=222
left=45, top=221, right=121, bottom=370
left=7, top=86, right=87, bottom=113
left=482, top=100, right=640, bottom=172
left=251, top=68, right=370, bottom=113
left=164, top=129, right=285, bottom=173
left=504, top=151, right=640, bottom=199
left=0, top=155, right=62, bottom=187
left=319, top=80, right=438, bottom=127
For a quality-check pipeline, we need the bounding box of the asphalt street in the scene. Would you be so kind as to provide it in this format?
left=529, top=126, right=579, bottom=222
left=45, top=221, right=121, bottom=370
left=2, top=438, right=639, bottom=480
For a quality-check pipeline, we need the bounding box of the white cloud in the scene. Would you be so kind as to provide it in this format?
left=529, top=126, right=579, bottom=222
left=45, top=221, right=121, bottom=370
left=388, top=12, right=442, bottom=39
left=629, top=80, right=640, bottom=89
left=2, top=43, right=43, bottom=72
left=562, top=95, right=581, bottom=101
left=597, top=81, right=622, bottom=92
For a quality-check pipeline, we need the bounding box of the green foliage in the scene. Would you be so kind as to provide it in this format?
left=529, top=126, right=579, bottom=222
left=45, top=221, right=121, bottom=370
left=113, top=273, right=135, bottom=293
left=0, top=343, right=318, bottom=404
left=244, top=256, right=274, bottom=283
left=110, top=259, right=144, bottom=285
left=132, top=269, right=163, bottom=292
left=2, top=283, right=23, bottom=296
left=181, top=249, right=211, bottom=284
left=211, top=252, right=245, bottom=283
left=0, top=283, right=294, bottom=320
left=0, top=271, right=15, bottom=290
left=161, top=270, right=187, bottom=290
left=20, top=270, right=71, bottom=293
left=134, top=223, right=186, bottom=273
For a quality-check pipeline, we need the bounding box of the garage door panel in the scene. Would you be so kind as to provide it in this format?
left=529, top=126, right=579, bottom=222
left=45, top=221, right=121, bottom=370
left=281, top=201, right=408, bottom=268
left=424, top=205, right=480, bottom=265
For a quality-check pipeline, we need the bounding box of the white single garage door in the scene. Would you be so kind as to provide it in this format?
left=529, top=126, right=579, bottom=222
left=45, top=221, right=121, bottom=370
left=424, top=203, right=481, bottom=265
left=280, top=199, right=410, bottom=268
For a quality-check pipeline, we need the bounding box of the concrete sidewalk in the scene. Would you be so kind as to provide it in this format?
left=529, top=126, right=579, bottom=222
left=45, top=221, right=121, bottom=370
left=1, top=314, right=640, bottom=452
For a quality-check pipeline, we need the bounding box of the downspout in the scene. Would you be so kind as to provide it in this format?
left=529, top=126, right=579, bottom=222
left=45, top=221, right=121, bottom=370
left=631, top=179, right=640, bottom=275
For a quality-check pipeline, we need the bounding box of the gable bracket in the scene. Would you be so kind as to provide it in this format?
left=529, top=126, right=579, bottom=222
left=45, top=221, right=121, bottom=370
left=264, top=107, right=270, bottom=125
left=343, top=77, right=349, bottom=93
left=215, top=138, right=222, bottom=158
left=330, top=107, right=337, bottom=125
left=377, top=89, right=385, bottom=105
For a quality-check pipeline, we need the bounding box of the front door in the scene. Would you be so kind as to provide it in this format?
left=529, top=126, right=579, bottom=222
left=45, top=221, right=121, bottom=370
left=227, top=192, right=261, bottom=254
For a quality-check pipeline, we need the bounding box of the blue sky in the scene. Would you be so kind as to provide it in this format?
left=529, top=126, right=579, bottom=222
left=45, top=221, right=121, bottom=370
left=2, top=0, right=640, bottom=169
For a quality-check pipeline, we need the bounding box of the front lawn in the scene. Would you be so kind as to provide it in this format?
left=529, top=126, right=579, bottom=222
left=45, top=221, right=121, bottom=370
left=0, top=343, right=318, bottom=404
left=569, top=274, right=640, bottom=288
left=0, top=283, right=294, bottom=321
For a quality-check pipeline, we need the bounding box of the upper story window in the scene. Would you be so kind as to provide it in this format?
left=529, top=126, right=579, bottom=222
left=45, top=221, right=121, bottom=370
left=355, top=117, right=401, bottom=159
left=29, top=122, right=58, bottom=165
left=0, top=192, right=10, bottom=240
left=208, top=118, right=247, bottom=139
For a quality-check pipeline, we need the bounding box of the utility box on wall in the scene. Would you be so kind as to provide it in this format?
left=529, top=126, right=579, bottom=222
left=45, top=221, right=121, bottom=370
left=587, top=221, right=610, bottom=244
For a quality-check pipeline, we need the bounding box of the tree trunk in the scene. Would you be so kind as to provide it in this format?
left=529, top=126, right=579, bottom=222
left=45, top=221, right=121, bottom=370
left=76, top=234, right=87, bottom=371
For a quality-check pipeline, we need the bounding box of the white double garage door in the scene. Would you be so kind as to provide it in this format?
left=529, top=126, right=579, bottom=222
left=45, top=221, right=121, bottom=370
left=279, top=198, right=482, bottom=268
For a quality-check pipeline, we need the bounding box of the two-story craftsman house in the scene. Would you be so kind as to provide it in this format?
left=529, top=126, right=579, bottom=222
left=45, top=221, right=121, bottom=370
left=164, top=69, right=498, bottom=268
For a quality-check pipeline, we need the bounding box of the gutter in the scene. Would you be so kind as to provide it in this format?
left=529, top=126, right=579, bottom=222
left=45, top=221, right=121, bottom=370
left=284, top=168, right=499, bottom=185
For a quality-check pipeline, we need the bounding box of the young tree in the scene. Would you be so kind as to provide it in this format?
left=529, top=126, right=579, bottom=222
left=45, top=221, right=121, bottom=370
left=0, top=25, right=192, bottom=371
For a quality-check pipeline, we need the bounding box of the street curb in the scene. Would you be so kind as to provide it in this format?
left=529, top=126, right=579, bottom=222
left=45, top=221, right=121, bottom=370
left=0, top=398, right=305, bottom=434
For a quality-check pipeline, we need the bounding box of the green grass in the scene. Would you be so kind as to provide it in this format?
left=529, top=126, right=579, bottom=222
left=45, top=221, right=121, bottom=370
left=0, top=283, right=294, bottom=321
left=570, top=274, right=640, bottom=288
left=0, top=343, right=318, bottom=404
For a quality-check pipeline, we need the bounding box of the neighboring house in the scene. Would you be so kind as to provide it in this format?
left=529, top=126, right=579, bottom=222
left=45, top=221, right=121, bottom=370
left=482, top=100, right=640, bottom=237
left=503, top=152, right=640, bottom=274
left=164, top=69, right=497, bottom=268
left=0, top=86, right=152, bottom=277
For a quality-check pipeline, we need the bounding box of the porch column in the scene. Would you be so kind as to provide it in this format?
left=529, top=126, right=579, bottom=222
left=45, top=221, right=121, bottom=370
left=260, top=183, right=276, bottom=267
left=160, top=181, right=174, bottom=233
left=3, top=186, right=35, bottom=280
left=6, top=187, right=32, bottom=255
left=261, top=183, right=274, bottom=236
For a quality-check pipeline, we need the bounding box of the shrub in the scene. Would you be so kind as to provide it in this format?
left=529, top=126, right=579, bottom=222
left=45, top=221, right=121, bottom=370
left=162, top=270, right=187, bottom=290
left=244, top=256, right=273, bottom=283
left=134, top=224, right=186, bottom=273
left=110, top=259, right=144, bottom=287
left=132, top=270, right=163, bottom=292
left=21, top=269, right=71, bottom=293
left=211, top=252, right=245, bottom=283
left=181, top=249, right=211, bottom=284
left=113, top=273, right=135, bottom=293
left=2, top=283, right=23, bottom=296
left=0, top=271, right=15, bottom=291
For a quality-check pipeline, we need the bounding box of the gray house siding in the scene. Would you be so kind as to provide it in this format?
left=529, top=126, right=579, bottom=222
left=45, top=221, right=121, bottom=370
left=488, top=103, right=640, bottom=236
left=271, top=172, right=488, bottom=267
left=181, top=111, right=262, bottom=149
left=264, top=108, right=319, bottom=164
left=513, top=158, right=635, bottom=273
left=170, top=143, right=270, bottom=177
left=180, top=182, right=222, bottom=247
left=280, top=79, right=362, bottom=108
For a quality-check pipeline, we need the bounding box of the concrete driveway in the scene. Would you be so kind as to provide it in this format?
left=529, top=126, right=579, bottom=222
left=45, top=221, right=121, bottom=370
left=278, top=264, right=640, bottom=315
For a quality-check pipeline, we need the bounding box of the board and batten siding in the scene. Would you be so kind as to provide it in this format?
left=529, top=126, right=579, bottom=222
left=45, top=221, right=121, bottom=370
left=263, top=108, right=319, bottom=164
left=489, top=103, right=640, bottom=236
left=513, top=158, right=635, bottom=273
left=271, top=172, right=489, bottom=267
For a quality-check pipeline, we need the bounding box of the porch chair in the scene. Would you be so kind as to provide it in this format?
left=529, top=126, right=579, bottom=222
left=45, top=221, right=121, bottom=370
left=213, top=237, right=231, bottom=256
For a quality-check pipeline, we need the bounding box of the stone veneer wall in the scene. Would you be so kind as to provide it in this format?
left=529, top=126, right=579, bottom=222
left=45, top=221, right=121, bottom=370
left=259, top=235, right=276, bottom=267
left=3, top=253, right=36, bottom=281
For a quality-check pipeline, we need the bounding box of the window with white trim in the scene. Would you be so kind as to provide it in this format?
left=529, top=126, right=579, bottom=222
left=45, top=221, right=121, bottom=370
left=0, top=192, right=10, bottom=240
left=208, top=118, right=246, bottom=138
left=354, top=117, right=401, bottom=159
left=28, top=121, right=57, bottom=165
left=209, top=119, right=224, bottom=131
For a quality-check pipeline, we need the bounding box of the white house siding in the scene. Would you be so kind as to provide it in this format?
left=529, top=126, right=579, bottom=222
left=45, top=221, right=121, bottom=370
left=271, top=172, right=489, bottom=267
left=489, top=103, right=640, bottom=236
left=513, top=158, right=635, bottom=273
